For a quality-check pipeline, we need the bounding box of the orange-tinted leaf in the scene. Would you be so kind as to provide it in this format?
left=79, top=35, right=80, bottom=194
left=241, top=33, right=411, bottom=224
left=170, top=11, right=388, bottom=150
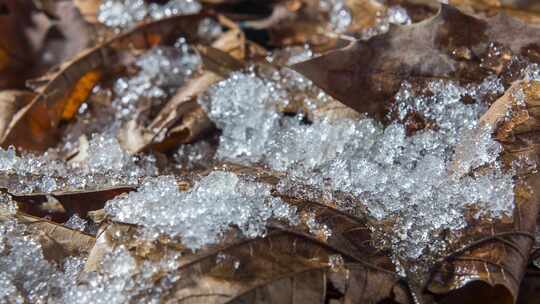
left=73, top=0, right=100, bottom=23
left=60, top=69, right=102, bottom=120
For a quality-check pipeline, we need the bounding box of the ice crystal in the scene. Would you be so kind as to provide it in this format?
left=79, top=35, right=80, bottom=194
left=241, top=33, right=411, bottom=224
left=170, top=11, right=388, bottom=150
left=0, top=207, right=117, bottom=303
left=98, top=0, right=201, bottom=28
left=63, top=244, right=184, bottom=303
left=201, top=71, right=516, bottom=261
left=0, top=211, right=86, bottom=303
left=105, top=171, right=298, bottom=250
left=199, top=72, right=287, bottom=164
left=64, top=214, right=88, bottom=232
left=113, top=42, right=201, bottom=120
left=362, top=5, right=411, bottom=40
left=0, top=193, right=17, bottom=216
left=0, top=134, right=155, bottom=194
left=319, top=0, right=352, bottom=33
left=98, top=0, right=146, bottom=28
left=304, top=213, right=332, bottom=241
left=174, top=140, right=216, bottom=170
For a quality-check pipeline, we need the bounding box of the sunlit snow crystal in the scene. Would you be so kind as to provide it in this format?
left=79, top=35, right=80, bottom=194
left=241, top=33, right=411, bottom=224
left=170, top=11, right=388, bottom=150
left=98, top=0, right=147, bottom=28
left=64, top=214, right=88, bottom=232
left=63, top=245, right=183, bottom=303
left=0, top=213, right=86, bottom=303
left=362, top=5, right=411, bottom=40
left=199, top=72, right=287, bottom=163
left=0, top=193, right=17, bottom=216
left=0, top=134, right=155, bottom=194
left=319, top=0, right=352, bottom=33
left=148, top=0, right=201, bottom=20
left=202, top=71, right=516, bottom=261
left=105, top=171, right=297, bottom=249
left=0, top=147, right=16, bottom=171
left=98, top=0, right=201, bottom=28
left=112, top=43, right=201, bottom=120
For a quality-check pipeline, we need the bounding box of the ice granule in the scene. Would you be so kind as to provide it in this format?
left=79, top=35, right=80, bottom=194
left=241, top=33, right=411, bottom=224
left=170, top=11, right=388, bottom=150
left=64, top=214, right=88, bottom=232
left=0, top=213, right=86, bottom=303
left=0, top=215, right=89, bottom=303
left=452, top=124, right=503, bottom=175
left=523, top=63, right=540, bottom=81
left=113, top=42, right=201, bottom=121
left=105, top=171, right=298, bottom=250
left=202, top=72, right=516, bottom=261
left=362, top=5, right=411, bottom=40
left=174, top=140, right=215, bottom=170
left=304, top=212, right=332, bottom=241
left=0, top=193, right=17, bottom=216
left=319, top=0, right=352, bottom=33
left=63, top=244, right=184, bottom=304
left=148, top=0, right=201, bottom=20
left=0, top=147, right=16, bottom=172
left=97, top=0, right=147, bottom=28
left=0, top=134, right=156, bottom=194
left=198, top=72, right=287, bottom=164
left=98, top=0, right=201, bottom=28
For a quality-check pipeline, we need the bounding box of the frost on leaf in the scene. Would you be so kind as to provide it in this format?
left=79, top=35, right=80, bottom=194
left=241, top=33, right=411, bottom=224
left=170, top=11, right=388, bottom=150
left=200, top=70, right=516, bottom=267
left=0, top=134, right=155, bottom=194
left=97, top=0, right=202, bottom=28
left=4, top=1, right=540, bottom=303
left=105, top=171, right=298, bottom=250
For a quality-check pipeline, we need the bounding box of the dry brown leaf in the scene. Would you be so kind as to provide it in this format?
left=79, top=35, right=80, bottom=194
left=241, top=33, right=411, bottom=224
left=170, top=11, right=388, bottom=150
left=35, top=1, right=95, bottom=70
left=292, top=4, right=540, bottom=119
left=422, top=81, right=540, bottom=303
left=85, top=220, right=405, bottom=304
left=0, top=90, right=35, bottom=140
left=11, top=186, right=135, bottom=219
left=250, top=0, right=386, bottom=48
left=0, top=211, right=95, bottom=263
left=0, top=13, right=215, bottom=151
left=122, top=28, right=247, bottom=153
left=73, top=0, right=100, bottom=23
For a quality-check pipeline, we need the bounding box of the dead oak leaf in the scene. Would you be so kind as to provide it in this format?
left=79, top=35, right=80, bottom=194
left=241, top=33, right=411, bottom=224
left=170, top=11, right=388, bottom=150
left=423, top=81, right=540, bottom=304
left=0, top=13, right=215, bottom=151
left=292, top=4, right=540, bottom=119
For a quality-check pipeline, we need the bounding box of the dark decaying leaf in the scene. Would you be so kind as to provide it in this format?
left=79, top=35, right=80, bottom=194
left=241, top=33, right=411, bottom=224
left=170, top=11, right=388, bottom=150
left=244, top=0, right=388, bottom=49
left=0, top=0, right=36, bottom=89
left=288, top=7, right=540, bottom=299
left=0, top=13, right=217, bottom=152
left=292, top=4, right=540, bottom=120
left=517, top=268, right=540, bottom=304
left=11, top=186, right=135, bottom=219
